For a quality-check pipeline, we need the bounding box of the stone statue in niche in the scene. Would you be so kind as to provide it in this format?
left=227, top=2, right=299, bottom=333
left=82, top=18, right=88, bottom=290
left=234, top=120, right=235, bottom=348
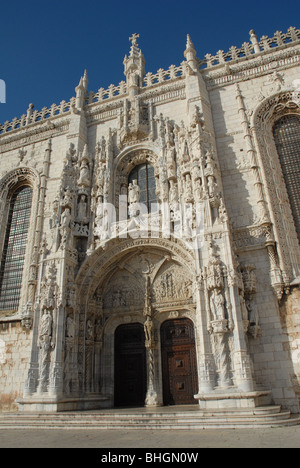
left=241, top=263, right=260, bottom=338
left=144, top=314, right=154, bottom=349
left=86, top=319, right=94, bottom=341
left=128, top=179, right=141, bottom=204
left=210, top=289, right=226, bottom=321
left=94, top=200, right=110, bottom=241
left=239, top=290, right=250, bottom=332
left=78, top=145, right=91, bottom=188
left=166, top=149, right=176, bottom=179
left=77, top=195, right=88, bottom=221
left=128, top=179, right=141, bottom=217
left=207, top=175, right=218, bottom=198
left=39, top=310, right=53, bottom=346
left=66, top=143, right=77, bottom=165
left=97, top=163, right=106, bottom=197
left=38, top=309, right=54, bottom=392
left=50, top=199, right=60, bottom=230
left=66, top=315, right=75, bottom=339
left=99, top=136, right=106, bottom=163
left=218, top=198, right=228, bottom=223
left=61, top=188, right=73, bottom=209
left=184, top=174, right=193, bottom=203
left=78, top=160, right=90, bottom=188
left=60, top=208, right=73, bottom=249
left=194, top=178, right=203, bottom=202
left=169, top=180, right=178, bottom=206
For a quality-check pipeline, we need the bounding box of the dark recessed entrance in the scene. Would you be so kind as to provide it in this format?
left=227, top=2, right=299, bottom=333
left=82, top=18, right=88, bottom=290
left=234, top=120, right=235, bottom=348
left=161, top=318, right=198, bottom=406
left=114, top=323, right=147, bottom=407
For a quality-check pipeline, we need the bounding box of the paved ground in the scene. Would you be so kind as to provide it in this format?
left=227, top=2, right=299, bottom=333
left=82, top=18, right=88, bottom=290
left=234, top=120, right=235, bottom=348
left=1, top=425, right=300, bottom=448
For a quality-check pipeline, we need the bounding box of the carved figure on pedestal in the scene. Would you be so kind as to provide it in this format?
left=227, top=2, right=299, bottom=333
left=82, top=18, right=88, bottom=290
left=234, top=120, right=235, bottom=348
left=66, top=315, right=75, bottom=339
left=61, top=188, right=73, bottom=210
left=38, top=309, right=54, bottom=392
left=184, top=174, right=193, bottom=203
left=60, top=208, right=73, bottom=249
left=194, top=178, right=203, bottom=202
left=77, top=195, right=88, bottom=222
left=86, top=319, right=94, bottom=341
left=144, top=314, right=154, bottom=349
left=39, top=310, right=53, bottom=344
left=210, top=288, right=226, bottom=322
left=61, top=207, right=71, bottom=228
left=78, top=160, right=90, bottom=188
left=128, top=179, right=140, bottom=204
left=241, top=264, right=260, bottom=338
left=78, top=145, right=91, bottom=189
left=128, top=179, right=141, bottom=217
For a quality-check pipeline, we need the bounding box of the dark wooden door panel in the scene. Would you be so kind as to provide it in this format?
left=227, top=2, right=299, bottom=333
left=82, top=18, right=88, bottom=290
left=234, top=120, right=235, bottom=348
left=161, top=319, right=198, bottom=406
left=114, top=324, right=147, bottom=407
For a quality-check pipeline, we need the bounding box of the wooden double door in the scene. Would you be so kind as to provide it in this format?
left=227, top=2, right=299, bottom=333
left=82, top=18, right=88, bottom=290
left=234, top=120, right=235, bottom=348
left=161, top=318, right=198, bottom=406
left=114, top=319, right=198, bottom=407
left=114, top=323, right=147, bottom=407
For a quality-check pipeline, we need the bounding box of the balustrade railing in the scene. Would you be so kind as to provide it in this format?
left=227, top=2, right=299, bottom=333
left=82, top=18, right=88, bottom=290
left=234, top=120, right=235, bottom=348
left=1, top=27, right=299, bottom=136
left=198, top=27, right=300, bottom=69
left=0, top=98, right=74, bottom=135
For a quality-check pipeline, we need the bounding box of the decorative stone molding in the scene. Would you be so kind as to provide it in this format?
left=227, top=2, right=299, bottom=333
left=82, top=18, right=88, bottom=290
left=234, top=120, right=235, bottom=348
left=252, top=91, right=300, bottom=290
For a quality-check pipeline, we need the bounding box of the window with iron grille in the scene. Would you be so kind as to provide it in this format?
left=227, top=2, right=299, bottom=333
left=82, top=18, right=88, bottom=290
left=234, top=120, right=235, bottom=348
left=128, top=163, right=157, bottom=213
left=0, top=186, right=33, bottom=310
left=273, top=115, right=300, bottom=242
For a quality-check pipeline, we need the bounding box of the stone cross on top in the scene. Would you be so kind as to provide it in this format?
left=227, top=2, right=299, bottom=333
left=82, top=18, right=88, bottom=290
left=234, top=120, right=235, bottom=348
left=129, top=33, right=140, bottom=46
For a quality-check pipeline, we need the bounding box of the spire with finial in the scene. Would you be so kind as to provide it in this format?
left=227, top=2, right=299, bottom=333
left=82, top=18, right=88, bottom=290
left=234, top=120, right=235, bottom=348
left=129, top=33, right=140, bottom=57
left=124, top=34, right=145, bottom=96
left=184, top=34, right=198, bottom=72
left=249, top=29, right=261, bottom=54
left=75, top=70, right=89, bottom=111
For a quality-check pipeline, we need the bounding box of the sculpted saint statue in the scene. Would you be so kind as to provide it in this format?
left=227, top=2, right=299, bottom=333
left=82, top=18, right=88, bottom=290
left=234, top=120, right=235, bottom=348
left=61, top=208, right=72, bottom=229
left=128, top=180, right=141, bottom=205
left=144, top=314, right=154, bottom=348
left=77, top=195, right=87, bottom=221
left=40, top=310, right=53, bottom=339
left=78, top=160, right=90, bottom=188
left=66, top=315, right=75, bottom=339
left=210, top=289, right=225, bottom=321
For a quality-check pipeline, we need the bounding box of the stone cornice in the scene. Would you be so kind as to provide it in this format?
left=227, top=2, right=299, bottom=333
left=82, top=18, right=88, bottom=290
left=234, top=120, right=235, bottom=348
left=0, top=118, right=70, bottom=153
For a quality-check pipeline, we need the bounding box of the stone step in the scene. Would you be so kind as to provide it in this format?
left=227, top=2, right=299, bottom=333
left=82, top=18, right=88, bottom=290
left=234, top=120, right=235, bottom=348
left=0, top=420, right=299, bottom=429
left=1, top=404, right=284, bottom=417
left=0, top=406, right=299, bottom=429
left=0, top=409, right=288, bottom=422
left=0, top=405, right=285, bottom=422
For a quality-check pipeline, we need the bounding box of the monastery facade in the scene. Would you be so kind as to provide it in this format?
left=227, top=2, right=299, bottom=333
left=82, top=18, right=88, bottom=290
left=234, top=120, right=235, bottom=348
left=0, top=28, right=300, bottom=414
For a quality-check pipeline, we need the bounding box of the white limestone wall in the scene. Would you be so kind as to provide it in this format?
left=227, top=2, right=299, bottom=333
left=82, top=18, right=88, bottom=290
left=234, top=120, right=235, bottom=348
left=0, top=322, right=32, bottom=411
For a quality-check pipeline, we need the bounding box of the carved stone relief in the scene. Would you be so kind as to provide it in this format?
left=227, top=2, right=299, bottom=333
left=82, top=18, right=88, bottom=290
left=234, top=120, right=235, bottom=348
left=152, top=262, right=193, bottom=305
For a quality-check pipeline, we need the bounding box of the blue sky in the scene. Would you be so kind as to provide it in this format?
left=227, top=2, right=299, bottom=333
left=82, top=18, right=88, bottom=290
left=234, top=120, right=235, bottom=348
left=0, top=0, right=299, bottom=123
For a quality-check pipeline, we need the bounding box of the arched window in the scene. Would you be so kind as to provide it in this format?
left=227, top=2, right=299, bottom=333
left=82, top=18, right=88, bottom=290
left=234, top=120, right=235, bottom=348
left=0, top=186, right=33, bottom=310
left=128, top=162, right=157, bottom=212
left=273, top=115, right=300, bottom=242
